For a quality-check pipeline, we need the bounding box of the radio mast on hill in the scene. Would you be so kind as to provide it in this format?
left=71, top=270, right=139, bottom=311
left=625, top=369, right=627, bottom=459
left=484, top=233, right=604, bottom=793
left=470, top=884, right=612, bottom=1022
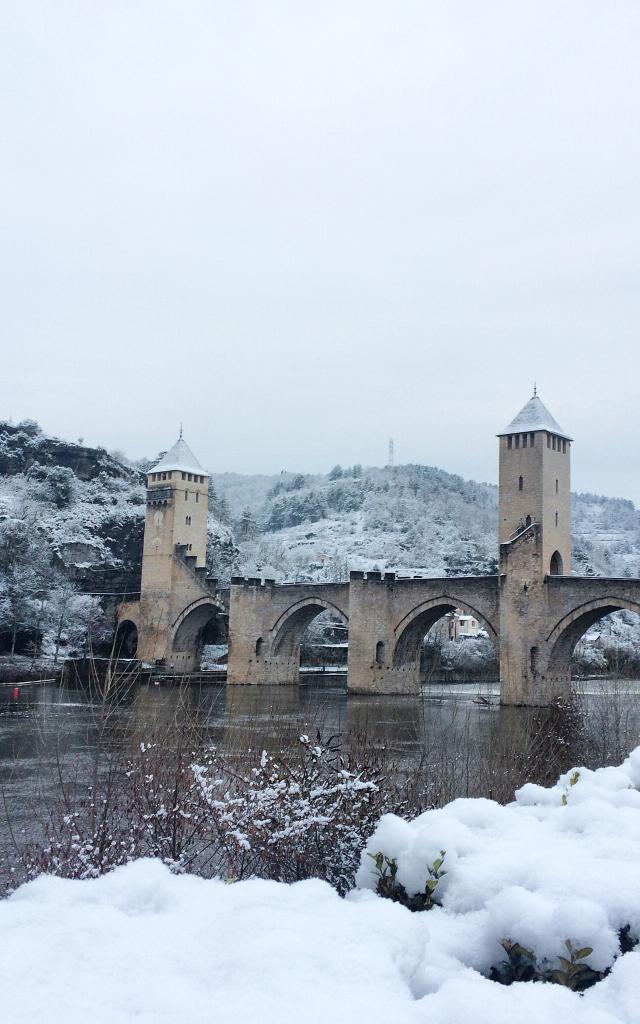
left=387, top=438, right=394, bottom=467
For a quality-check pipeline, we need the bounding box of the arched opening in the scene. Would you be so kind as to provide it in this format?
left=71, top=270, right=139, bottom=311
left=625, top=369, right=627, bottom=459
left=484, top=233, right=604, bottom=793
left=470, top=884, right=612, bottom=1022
left=393, top=599, right=498, bottom=685
left=375, top=640, right=385, bottom=665
left=113, top=620, right=138, bottom=659
left=550, top=551, right=563, bottom=576
left=272, top=600, right=348, bottom=683
left=525, top=515, right=532, bottom=528
left=255, top=637, right=264, bottom=656
left=172, top=600, right=228, bottom=672
left=546, top=601, right=640, bottom=757
left=547, top=601, right=640, bottom=685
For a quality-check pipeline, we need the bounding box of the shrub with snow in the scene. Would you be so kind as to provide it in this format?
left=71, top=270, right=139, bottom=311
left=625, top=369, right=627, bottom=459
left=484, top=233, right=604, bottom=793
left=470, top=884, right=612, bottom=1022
left=357, top=747, right=640, bottom=994
left=3, top=747, right=640, bottom=1023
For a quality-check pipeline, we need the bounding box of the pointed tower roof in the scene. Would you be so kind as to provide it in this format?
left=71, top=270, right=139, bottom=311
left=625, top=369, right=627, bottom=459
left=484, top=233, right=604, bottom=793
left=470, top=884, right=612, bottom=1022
left=150, top=437, right=209, bottom=476
left=498, top=393, right=572, bottom=441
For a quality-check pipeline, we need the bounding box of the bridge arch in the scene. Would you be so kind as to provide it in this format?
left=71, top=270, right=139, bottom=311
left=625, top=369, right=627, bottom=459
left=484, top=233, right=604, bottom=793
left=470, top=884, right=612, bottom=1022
left=546, top=597, right=640, bottom=679
left=113, top=619, right=138, bottom=658
left=392, top=595, right=498, bottom=669
left=171, top=597, right=228, bottom=667
left=271, top=597, right=349, bottom=657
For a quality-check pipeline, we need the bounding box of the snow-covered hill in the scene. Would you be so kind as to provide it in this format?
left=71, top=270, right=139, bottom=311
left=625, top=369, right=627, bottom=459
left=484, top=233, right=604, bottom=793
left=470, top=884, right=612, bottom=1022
left=1, top=420, right=639, bottom=669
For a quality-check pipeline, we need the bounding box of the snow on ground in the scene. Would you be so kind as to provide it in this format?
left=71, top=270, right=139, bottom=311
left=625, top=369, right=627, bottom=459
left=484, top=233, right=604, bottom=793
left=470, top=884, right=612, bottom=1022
left=3, top=751, right=640, bottom=1023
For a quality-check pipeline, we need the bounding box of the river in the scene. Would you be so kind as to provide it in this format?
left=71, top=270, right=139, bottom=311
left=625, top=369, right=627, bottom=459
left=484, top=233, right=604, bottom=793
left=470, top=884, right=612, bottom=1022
left=1, top=675, right=639, bottom=886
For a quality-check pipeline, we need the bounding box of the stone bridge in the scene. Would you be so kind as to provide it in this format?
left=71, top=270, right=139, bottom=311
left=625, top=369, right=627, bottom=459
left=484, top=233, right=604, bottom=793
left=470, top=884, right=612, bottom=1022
left=226, top=536, right=640, bottom=703
left=117, top=398, right=640, bottom=704
left=226, top=571, right=501, bottom=693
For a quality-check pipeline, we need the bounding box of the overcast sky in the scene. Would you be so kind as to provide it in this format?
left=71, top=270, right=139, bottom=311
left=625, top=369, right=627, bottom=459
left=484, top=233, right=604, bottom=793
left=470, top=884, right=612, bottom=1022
left=1, top=2, right=639, bottom=502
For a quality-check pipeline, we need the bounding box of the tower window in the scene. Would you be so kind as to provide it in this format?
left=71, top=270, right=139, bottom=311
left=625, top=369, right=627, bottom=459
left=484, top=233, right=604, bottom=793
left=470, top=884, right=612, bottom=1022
left=515, top=434, right=520, bottom=449
left=185, top=490, right=188, bottom=501
left=185, top=515, right=191, bottom=525
left=555, top=479, right=559, bottom=493
left=522, top=434, right=528, bottom=448
left=375, top=640, right=385, bottom=665
left=518, top=476, right=524, bottom=491
left=563, top=440, right=567, bottom=453
left=547, top=434, right=551, bottom=448
left=550, top=550, right=563, bottom=575
left=508, top=436, right=513, bottom=450
left=196, top=491, right=199, bottom=503
left=530, top=433, right=535, bottom=447
left=555, top=511, right=559, bottom=526
left=182, top=472, right=186, bottom=480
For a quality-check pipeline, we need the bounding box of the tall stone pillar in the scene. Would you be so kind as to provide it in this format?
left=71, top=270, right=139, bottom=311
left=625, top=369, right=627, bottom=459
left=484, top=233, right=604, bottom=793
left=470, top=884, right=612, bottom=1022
left=347, top=572, right=419, bottom=694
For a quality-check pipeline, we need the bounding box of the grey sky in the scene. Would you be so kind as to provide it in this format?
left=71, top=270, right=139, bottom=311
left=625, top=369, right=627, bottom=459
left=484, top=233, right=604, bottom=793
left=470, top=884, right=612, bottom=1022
left=1, top=2, right=639, bottom=502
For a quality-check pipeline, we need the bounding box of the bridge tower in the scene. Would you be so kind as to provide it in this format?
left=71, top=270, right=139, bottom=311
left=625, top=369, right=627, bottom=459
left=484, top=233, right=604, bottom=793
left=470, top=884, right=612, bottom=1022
left=498, top=387, right=572, bottom=576
left=136, top=435, right=209, bottom=663
left=497, top=391, right=573, bottom=703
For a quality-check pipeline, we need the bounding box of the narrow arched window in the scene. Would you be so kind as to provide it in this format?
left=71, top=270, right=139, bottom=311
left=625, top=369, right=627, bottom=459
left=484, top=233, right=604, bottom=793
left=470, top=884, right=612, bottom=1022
left=525, top=515, right=532, bottom=527
left=518, top=476, right=524, bottom=491
left=255, top=637, right=264, bottom=656
left=550, top=551, right=563, bottom=576
left=375, top=641, right=385, bottom=665
left=555, top=511, right=559, bottom=526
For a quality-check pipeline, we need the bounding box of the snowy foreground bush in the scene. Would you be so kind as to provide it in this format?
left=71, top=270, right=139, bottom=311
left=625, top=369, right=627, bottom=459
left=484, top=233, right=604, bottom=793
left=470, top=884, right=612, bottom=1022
left=3, top=751, right=640, bottom=1023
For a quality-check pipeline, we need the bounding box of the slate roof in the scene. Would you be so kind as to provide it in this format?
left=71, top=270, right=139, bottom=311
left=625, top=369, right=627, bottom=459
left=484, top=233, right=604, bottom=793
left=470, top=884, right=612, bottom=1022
left=498, top=395, right=572, bottom=441
left=150, top=437, right=208, bottom=476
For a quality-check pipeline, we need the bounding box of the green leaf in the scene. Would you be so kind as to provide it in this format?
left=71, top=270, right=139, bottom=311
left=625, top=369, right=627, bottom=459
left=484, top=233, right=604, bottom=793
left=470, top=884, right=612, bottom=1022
left=550, top=970, right=568, bottom=986
left=574, top=947, right=593, bottom=960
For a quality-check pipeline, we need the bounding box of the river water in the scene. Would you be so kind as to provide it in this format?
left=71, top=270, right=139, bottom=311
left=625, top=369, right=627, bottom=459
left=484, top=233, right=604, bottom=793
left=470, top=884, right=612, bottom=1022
left=1, top=676, right=639, bottom=883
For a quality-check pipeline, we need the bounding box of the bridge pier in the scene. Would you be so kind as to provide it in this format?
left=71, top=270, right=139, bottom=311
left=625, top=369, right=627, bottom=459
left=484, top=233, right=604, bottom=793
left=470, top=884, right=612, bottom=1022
left=226, top=578, right=350, bottom=685
left=346, top=572, right=421, bottom=694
